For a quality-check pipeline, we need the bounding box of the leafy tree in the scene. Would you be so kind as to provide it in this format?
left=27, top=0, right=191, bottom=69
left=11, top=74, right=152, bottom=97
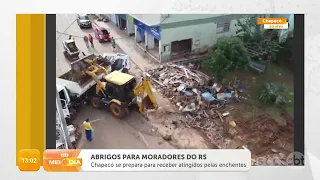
left=202, top=36, right=249, bottom=82
left=236, top=14, right=282, bottom=61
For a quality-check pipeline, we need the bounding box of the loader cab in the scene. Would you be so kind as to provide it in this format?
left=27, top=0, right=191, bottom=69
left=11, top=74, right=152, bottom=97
left=111, top=58, right=124, bottom=71
left=104, top=71, right=136, bottom=104
left=111, top=57, right=130, bottom=73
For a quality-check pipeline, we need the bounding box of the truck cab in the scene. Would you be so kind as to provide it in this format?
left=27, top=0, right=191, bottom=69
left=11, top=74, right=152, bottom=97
left=57, top=84, right=71, bottom=120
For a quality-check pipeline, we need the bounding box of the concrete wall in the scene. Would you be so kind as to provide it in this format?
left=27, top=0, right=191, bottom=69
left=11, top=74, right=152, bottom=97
left=160, top=18, right=242, bottom=61
left=104, top=14, right=117, bottom=25
left=110, top=14, right=117, bottom=25
left=146, top=33, right=155, bottom=49
left=127, top=21, right=135, bottom=35
left=134, top=25, right=143, bottom=42
left=127, top=14, right=252, bottom=62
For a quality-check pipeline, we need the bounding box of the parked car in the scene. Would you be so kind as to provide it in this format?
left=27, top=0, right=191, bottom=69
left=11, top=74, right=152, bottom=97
left=77, top=14, right=92, bottom=28
left=94, top=27, right=111, bottom=42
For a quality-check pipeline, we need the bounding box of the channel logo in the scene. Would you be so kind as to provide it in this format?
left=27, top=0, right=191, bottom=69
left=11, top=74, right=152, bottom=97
left=43, top=150, right=83, bottom=172
left=253, top=151, right=304, bottom=166
left=47, top=158, right=82, bottom=167
left=62, top=158, right=83, bottom=166
left=286, top=152, right=304, bottom=166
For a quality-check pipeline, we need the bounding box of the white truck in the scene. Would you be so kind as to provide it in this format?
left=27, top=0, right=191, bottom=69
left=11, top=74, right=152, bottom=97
left=56, top=107, right=76, bottom=149
left=57, top=53, right=131, bottom=123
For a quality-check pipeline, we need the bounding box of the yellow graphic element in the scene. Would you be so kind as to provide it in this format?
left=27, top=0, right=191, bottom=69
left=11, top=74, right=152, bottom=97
left=18, top=149, right=41, bottom=171
left=62, top=158, right=83, bottom=166
left=16, top=14, right=45, bottom=165
left=257, top=18, right=287, bottom=24
left=43, top=150, right=83, bottom=172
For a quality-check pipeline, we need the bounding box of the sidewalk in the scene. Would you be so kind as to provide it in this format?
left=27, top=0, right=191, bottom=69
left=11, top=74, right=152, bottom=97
left=93, top=20, right=158, bottom=71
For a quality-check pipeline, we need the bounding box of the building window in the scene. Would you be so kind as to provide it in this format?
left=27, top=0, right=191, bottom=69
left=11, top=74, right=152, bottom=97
left=163, top=45, right=169, bottom=52
left=216, top=21, right=230, bottom=33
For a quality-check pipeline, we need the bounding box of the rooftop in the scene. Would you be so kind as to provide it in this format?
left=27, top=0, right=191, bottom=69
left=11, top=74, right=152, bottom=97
left=130, top=14, right=161, bottom=26
left=104, top=71, right=135, bottom=86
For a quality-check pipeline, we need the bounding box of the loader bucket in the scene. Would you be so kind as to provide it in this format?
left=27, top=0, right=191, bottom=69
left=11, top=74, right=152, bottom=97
left=142, top=96, right=156, bottom=110
left=68, top=54, right=111, bottom=86
left=70, top=54, right=97, bottom=72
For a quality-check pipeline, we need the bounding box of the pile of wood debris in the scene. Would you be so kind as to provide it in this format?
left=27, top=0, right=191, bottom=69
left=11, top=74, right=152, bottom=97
left=146, top=63, right=294, bottom=165
left=146, top=63, right=246, bottom=148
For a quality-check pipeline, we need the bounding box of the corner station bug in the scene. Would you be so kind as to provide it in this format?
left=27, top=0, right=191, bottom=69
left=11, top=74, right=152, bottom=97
left=262, top=19, right=283, bottom=24
left=257, top=18, right=287, bottom=24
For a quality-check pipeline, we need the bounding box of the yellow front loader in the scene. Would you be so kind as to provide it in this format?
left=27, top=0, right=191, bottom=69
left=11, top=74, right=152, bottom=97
left=86, top=66, right=158, bottom=119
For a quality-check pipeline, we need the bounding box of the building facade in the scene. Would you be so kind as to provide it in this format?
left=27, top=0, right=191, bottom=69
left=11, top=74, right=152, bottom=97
left=159, top=14, right=244, bottom=61
left=109, top=14, right=245, bottom=62
left=104, top=14, right=117, bottom=25
left=131, top=15, right=161, bottom=61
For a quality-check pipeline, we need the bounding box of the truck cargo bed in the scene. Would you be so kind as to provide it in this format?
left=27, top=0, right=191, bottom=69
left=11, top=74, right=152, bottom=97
left=58, top=54, right=111, bottom=96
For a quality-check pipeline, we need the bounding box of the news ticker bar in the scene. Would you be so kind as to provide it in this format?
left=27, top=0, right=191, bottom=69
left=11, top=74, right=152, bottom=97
left=18, top=149, right=251, bottom=172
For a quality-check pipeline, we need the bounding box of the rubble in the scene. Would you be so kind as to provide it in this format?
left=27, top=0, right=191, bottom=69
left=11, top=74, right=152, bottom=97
left=146, top=63, right=294, bottom=165
left=162, top=134, right=172, bottom=141
left=146, top=63, right=243, bottom=148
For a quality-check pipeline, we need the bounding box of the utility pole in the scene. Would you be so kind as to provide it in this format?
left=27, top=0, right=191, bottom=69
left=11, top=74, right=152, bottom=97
left=56, top=86, right=72, bottom=149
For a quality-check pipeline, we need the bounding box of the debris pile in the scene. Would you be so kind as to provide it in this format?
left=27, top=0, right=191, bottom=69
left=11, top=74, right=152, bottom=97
left=146, top=63, right=294, bottom=165
left=146, top=63, right=246, bottom=148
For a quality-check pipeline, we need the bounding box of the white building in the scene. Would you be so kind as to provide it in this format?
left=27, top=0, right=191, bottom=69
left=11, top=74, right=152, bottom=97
left=104, top=14, right=117, bottom=26
left=107, top=14, right=293, bottom=62
left=128, top=14, right=245, bottom=62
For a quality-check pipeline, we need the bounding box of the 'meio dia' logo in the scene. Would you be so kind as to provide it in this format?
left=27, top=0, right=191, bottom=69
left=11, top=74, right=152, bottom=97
left=286, top=152, right=304, bottom=166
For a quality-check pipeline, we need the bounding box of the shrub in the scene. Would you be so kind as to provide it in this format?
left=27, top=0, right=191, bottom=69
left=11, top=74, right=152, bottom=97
left=202, top=36, right=249, bottom=82
left=258, top=82, right=288, bottom=106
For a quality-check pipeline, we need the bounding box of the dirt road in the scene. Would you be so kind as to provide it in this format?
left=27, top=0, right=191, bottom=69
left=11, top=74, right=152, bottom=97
left=74, top=106, right=173, bottom=149
left=56, top=14, right=173, bottom=149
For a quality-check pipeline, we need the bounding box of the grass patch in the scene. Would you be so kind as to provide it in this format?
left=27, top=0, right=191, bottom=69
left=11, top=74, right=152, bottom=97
left=247, top=83, right=293, bottom=123
left=200, top=61, right=294, bottom=121
left=283, top=83, right=294, bottom=117
left=248, top=63, right=294, bottom=119
left=225, top=62, right=294, bottom=121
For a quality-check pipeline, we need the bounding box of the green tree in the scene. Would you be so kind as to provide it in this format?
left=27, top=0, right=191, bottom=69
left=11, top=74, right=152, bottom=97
left=202, top=36, right=249, bottom=83
left=236, top=14, right=282, bottom=61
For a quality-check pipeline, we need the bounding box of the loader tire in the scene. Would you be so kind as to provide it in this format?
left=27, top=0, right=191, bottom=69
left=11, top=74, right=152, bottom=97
left=109, top=103, right=126, bottom=119
left=91, top=97, right=100, bottom=108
